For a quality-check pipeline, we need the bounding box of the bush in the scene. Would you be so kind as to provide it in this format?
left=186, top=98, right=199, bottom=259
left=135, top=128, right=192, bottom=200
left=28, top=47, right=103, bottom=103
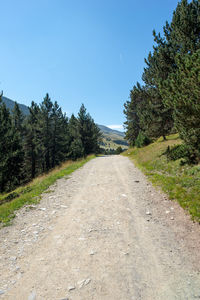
left=164, top=144, right=189, bottom=161
left=116, top=146, right=123, bottom=154
left=135, top=131, right=151, bottom=148
left=164, top=143, right=200, bottom=164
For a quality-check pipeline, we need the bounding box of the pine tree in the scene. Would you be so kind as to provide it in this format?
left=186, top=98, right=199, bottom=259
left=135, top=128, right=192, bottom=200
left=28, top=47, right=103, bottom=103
left=77, top=104, right=101, bottom=156
left=0, top=95, right=11, bottom=191
left=39, top=93, right=53, bottom=171
left=142, top=40, right=174, bottom=140
left=89, top=119, right=102, bottom=154
left=141, top=88, right=173, bottom=140
left=162, top=50, right=200, bottom=162
left=23, top=101, right=40, bottom=179
left=9, top=103, right=24, bottom=185
left=51, top=101, right=69, bottom=167
left=12, top=102, right=24, bottom=133
left=123, top=84, right=143, bottom=145
left=68, top=114, right=84, bottom=160
left=0, top=96, right=23, bottom=191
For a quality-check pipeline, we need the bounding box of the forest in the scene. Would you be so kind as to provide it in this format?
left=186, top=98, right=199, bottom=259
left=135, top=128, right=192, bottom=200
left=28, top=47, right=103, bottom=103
left=124, top=0, right=200, bottom=163
left=0, top=93, right=101, bottom=193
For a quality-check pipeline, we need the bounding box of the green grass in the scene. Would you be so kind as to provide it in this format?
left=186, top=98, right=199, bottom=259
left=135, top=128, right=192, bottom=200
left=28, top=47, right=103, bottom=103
left=101, top=137, right=128, bottom=150
left=0, top=155, right=95, bottom=226
left=123, top=134, right=200, bottom=222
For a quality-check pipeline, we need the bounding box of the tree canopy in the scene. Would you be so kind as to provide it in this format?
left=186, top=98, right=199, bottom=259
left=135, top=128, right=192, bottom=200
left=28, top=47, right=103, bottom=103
left=0, top=94, right=101, bottom=192
left=124, top=0, right=200, bottom=162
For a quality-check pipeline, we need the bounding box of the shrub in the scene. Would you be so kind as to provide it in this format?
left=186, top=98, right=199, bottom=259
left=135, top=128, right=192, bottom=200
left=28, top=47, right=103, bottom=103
left=116, top=146, right=123, bottom=154
left=135, top=131, right=151, bottom=148
left=164, top=144, right=189, bottom=161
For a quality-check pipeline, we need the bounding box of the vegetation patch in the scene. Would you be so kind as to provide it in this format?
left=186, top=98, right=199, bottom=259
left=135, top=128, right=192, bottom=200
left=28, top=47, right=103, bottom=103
left=123, top=134, right=200, bottom=222
left=0, top=155, right=95, bottom=226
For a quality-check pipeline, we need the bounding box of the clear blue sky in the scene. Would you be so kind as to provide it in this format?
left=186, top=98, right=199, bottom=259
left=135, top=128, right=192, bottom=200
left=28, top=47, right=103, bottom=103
left=1, top=0, right=179, bottom=130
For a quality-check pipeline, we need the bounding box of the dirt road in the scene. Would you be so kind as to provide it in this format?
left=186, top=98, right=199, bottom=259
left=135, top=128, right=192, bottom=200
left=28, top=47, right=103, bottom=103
left=0, top=156, right=200, bottom=299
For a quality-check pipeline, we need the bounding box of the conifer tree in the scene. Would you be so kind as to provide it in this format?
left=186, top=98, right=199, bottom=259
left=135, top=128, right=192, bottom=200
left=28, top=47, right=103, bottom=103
left=68, top=114, right=84, bottom=160
left=77, top=104, right=101, bottom=156
left=162, top=50, right=200, bottom=161
left=0, top=96, right=23, bottom=191
left=12, top=102, right=24, bottom=133
left=0, top=94, right=11, bottom=191
left=39, top=93, right=53, bottom=171
left=51, top=101, right=69, bottom=167
left=23, top=101, right=40, bottom=179
left=123, top=84, right=143, bottom=145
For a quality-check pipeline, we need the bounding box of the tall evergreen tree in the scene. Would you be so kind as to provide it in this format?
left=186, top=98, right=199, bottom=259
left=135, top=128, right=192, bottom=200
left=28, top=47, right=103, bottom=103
left=162, top=50, right=200, bottom=161
left=0, top=94, right=11, bottom=191
left=51, top=101, right=69, bottom=167
left=39, top=93, right=53, bottom=171
left=12, top=102, right=24, bottom=133
left=124, top=84, right=144, bottom=145
left=0, top=96, right=23, bottom=191
left=23, top=101, right=40, bottom=179
left=10, top=102, right=24, bottom=184
left=68, top=114, right=84, bottom=160
left=142, top=38, right=174, bottom=139
left=77, top=104, right=101, bottom=156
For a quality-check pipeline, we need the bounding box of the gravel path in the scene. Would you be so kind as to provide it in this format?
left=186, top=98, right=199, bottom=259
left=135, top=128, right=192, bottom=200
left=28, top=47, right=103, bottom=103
left=0, top=155, right=200, bottom=300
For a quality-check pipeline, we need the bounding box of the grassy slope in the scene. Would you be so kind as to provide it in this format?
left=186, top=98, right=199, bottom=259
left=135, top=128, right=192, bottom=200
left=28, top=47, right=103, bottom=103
left=101, top=137, right=128, bottom=150
left=0, top=155, right=95, bottom=226
left=101, top=133, right=128, bottom=150
left=123, top=134, right=200, bottom=222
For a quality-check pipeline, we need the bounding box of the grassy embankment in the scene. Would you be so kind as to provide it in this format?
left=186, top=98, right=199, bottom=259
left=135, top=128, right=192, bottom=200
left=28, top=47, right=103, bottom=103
left=123, top=134, right=200, bottom=222
left=0, top=155, right=95, bottom=226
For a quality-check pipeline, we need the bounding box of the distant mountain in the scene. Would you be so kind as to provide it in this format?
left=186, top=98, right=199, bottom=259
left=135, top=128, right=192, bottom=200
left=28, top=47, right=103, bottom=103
left=97, top=124, right=128, bottom=150
left=97, top=124, right=125, bottom=137
left=2, top=96, right=30, bottom=115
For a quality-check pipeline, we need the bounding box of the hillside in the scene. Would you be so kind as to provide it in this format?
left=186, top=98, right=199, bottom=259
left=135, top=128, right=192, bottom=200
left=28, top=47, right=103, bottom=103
left=97, top=124, right=128, bottom=151
left=98, top=124, right=124, bottom=137
left=123, top=134, right=200, bottom=222
left=2, top=96, right=30, bottom=115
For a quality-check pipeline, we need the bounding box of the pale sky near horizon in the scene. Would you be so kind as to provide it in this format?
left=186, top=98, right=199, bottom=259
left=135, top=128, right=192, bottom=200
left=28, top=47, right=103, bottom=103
left=0, top=0, right=179, bottom=131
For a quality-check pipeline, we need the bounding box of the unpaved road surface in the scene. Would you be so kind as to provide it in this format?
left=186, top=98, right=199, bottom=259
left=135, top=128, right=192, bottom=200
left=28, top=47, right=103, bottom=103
left=1, top=156, right=200, bottom=300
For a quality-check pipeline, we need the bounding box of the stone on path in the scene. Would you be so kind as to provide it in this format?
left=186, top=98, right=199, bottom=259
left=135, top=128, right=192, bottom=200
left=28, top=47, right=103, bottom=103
left=68, top=286, right=75, bottom=291
left=146, top=211, right=151, bottom=215
left=60, top=205, right=67, bottom=208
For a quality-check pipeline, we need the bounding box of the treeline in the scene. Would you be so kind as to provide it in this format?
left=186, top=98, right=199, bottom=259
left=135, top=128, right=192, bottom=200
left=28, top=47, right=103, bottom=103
left=0, top=93, right=101, bottom=192
left=124, top=0, right=200, bottom=162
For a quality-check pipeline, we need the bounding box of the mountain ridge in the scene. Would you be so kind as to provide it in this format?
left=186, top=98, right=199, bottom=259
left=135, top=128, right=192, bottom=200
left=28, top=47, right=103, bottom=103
left=2, top=96, right=30, bottom=115
left=97, top=124, right=124, bottom=137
